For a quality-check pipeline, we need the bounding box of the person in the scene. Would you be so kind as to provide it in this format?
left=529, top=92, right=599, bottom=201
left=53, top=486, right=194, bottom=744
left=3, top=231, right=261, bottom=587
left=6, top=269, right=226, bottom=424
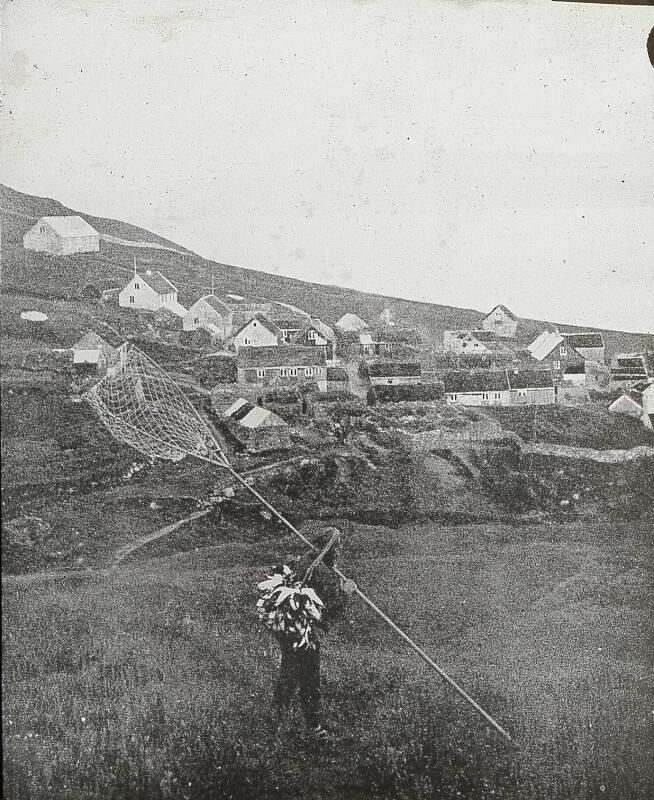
left=270, top=527, right=357, bottom=741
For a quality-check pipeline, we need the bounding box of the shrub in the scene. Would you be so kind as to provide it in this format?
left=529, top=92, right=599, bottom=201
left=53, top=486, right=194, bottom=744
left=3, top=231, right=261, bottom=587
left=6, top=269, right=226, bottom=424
left=179, top=328, right=212, bottom=350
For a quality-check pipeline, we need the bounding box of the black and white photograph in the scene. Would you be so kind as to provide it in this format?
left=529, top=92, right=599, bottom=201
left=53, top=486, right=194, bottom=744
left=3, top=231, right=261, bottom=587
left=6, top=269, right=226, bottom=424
left=1, top=1, right=653, bottom=798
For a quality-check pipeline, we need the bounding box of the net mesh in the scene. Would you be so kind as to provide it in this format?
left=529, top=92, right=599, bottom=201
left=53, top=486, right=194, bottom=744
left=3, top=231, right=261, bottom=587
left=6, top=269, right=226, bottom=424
left=84, top=344, right=228, bottom=465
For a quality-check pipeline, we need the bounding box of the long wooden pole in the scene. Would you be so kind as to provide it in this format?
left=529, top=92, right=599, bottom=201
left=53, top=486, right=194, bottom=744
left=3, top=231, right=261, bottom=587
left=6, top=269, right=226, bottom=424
left=217, top=460, right=517, bottom=746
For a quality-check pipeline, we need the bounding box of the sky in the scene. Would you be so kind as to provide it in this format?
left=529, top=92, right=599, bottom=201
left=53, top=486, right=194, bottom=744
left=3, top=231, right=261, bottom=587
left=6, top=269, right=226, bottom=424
left=1, top=0, right=653, bottom=332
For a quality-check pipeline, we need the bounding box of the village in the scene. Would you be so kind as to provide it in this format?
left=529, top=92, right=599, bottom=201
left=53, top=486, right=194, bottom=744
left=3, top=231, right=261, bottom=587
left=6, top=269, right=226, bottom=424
left=16, top=213, right=654, bottom=459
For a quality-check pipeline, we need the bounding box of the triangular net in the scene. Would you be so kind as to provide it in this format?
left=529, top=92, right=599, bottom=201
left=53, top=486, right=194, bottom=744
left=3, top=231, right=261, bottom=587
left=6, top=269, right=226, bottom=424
left=84, top=344, right=228, bottom=465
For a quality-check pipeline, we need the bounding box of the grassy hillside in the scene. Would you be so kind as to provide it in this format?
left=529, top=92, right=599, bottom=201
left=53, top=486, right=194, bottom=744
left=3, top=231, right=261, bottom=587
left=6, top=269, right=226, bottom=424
left=3, top=519, right=652, bottom=800
left=2, top=184, right=651, bottom=353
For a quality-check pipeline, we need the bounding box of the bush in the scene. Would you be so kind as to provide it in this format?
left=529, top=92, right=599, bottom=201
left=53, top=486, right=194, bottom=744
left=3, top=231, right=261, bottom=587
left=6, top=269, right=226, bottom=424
left=179, top=328, right=212, bottom=350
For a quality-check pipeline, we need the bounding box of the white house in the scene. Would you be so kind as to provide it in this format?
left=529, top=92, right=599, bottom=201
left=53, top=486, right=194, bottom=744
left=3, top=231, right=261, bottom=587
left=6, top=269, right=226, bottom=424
left=231, top=315, right=282, bottom=351
left=608, top=381, right=654, bottom=429
left=443, top=329, right=511, bottom=355
left=481, top=305, right=519, bottom=338
left=23, top=216, right=100, bottom=255
left=119, top=270, right=187, bottom=317
left=183, top=295, right=233, bottom=340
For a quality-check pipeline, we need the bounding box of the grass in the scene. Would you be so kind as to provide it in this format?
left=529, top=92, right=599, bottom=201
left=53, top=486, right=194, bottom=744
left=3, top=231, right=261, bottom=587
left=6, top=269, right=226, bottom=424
left=3, top=520, right=652, bottom=799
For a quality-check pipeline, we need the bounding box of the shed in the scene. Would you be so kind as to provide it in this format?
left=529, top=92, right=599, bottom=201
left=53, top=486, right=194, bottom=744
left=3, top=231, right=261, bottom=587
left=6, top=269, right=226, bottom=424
left=368, top=361, right=422, bottom=386
left=223, top=398, right=291, bottom=452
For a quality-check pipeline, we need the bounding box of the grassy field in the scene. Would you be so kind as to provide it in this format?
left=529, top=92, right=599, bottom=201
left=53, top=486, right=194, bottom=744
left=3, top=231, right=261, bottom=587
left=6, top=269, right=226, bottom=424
left=3, top=519, right=652, bottom=800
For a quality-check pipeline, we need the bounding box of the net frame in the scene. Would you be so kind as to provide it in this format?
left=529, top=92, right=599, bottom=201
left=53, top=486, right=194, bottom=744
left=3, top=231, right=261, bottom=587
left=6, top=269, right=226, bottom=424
left=84, top=344, right=228, bottom=466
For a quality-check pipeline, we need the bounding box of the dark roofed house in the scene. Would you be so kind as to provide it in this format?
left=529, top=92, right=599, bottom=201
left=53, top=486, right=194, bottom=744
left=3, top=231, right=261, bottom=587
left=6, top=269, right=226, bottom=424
left=274, top=319, right=304, bottom=343
left=610, top=353, right=652, bottom=384
left=443, top=368, right=554, bottom=406
left=560, top=331, right=605, bottom=364
left=368, top=361, right=422, bottom=386
left=237, top=345, right=327, bottom=391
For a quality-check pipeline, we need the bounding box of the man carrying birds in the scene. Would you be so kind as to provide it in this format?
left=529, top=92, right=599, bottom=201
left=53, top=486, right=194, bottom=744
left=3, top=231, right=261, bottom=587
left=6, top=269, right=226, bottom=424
left=257, top=526, right=357, bottom=742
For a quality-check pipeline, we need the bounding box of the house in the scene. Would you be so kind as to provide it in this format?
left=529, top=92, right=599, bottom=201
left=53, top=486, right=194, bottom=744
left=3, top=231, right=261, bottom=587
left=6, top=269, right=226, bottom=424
left=481, top=305, right=519, bottom=338
left=237, top=345, right=327, bottom=391
left=560, top=332, right=605, bottom=364
left=23, top=216, right=100, bottom=255
left=326, top=366, right=349, bottom=391
left=443, top=370, right=511, bottom=406
left=379, top=308, right=395, bottom=327
left=183, top=295, right=233, bottom=340
left=368, top=361, right=422, bottom=386
left=72, top=330, right=123, bottom=366
left=443, top=368, right=555, bottom=406
left=608, top=381, right=654, bottom=429
left=292, top=318, right=336, bottom=360
left=119, top=270, right=187, bottom=317
left=527, top=330, right=586, bottom=382
left=336, top=313, right=368, bottom=333
left=222, top=398, right=291, bottom=453
left=231, top=315, right=282, bottom=351
left=443, top=329, right=513, bottom=355
left=610, top=353, right=653, bottom=384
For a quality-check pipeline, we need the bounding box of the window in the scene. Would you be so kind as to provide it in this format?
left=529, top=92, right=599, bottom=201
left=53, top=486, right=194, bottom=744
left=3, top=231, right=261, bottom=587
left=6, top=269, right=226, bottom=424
left=257, top=369, right=265, bottom=378
left=280, top=368, right=289, bottom=377
left=129, top=296, right=134, bottom=304
left=518, top=390, right=527, bottom=397
left=39, top=225, right=45, bottom=234
left=244, top=338, right=251, bottom=345
left=253, top=321, right=257, bottom=327
left=553, top=360, right=561, bottom=370
left=308, top=330, right=317, bottom=340
left=494, top=392, right=501, bottom=400
left=560, top=346, right=567, bottom=356
left=387, top=379, right=393, bottom=385
left=135, top=283, right=140, bottom=289
left=194, top=317, right=199, bottom=325
left=448, top=393, right=458, bottom=401
left=482, top=392, right=489, bottom=400
left=305, top=367, right=314, bottom=377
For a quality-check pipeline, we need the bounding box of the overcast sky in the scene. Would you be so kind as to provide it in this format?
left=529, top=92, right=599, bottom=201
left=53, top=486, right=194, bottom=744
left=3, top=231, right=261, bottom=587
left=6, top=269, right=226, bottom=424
left=2, top=0, right=652, bottom=332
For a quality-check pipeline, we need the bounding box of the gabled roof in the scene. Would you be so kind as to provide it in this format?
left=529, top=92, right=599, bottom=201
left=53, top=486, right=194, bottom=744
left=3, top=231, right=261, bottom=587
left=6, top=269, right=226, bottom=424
left=527, top=331, right=564, bottom=361
left=484, top=304, right=518, bottom=322
left=293, top=317, right=335, bottom=344
left=38, top=215, right=99, bottom=238
left=561, top=331, right=604, bottom=349
left=336, top=313, right=368, bottom=332
left=199, top=294, right=231, bottom=315
left=443, top=370, right=510, bottom=393
left=237, top=344, right=326, bottom=369
left=223, top=398, right=287, bottom=429
left=137, top=270, right=178, bottom=295
left=232, top=314, right=282, bottom=339
left=72, top=330, right=122, bottom=352
left=611, top=354, right=649, bottom=380
left=369, top=361, right=421, bottom=378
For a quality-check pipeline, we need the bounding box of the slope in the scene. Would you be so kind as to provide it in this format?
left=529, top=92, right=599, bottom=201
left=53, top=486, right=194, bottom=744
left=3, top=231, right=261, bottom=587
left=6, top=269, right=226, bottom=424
left=1, top=183, right=651, bottom=354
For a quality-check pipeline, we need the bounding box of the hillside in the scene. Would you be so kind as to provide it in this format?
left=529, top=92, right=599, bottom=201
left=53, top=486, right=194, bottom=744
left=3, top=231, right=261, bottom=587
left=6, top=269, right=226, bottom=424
left=1, top=184, right=651, bottom=354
